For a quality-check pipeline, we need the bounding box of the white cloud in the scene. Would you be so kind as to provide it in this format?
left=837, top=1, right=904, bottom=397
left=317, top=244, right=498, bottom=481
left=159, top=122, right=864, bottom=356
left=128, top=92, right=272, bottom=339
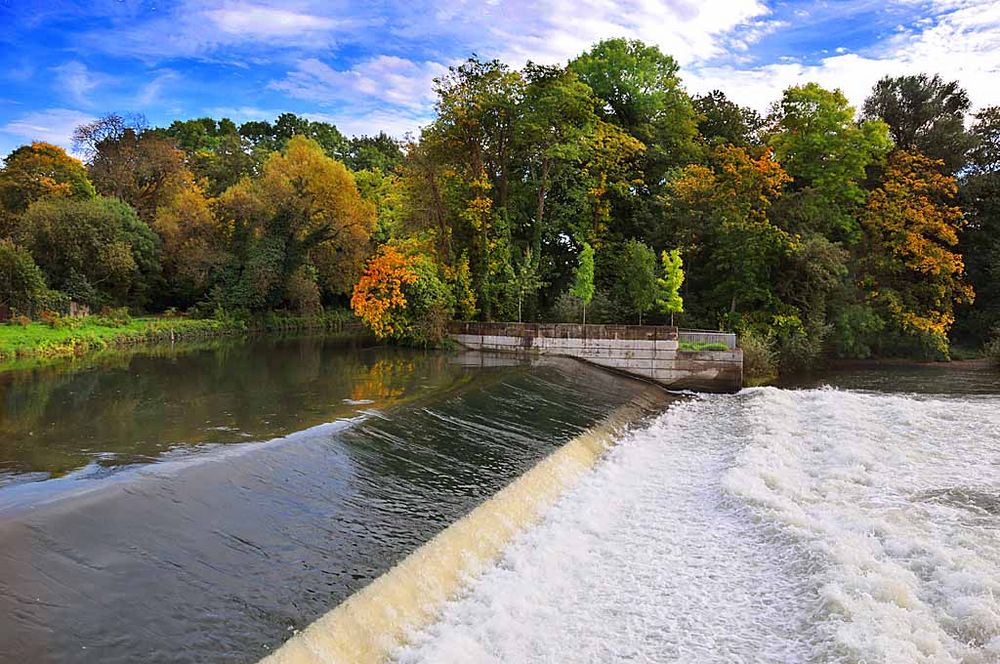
left=204, top=5, right=340, bottom=37
left=273, top=56, right=448, bottom=112
left=307, top=110, right=429, bottom=139
left=51, top=61, right=111, bottom=106
left=0, top=108, right=96, bottom=153
left=685, top=0, right=1000, bottom=113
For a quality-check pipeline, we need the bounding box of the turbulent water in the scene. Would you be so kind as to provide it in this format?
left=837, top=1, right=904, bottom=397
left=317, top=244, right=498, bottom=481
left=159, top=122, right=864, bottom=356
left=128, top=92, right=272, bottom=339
left=399, top=375, right=1000, bottom=663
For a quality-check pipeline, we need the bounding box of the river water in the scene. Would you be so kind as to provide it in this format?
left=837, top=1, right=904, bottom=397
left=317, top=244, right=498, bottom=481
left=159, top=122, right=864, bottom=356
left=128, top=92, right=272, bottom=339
left=1, top=338, right=998, bottom=664
left=0, top=335, right=652, bottom=663
left=399, top=363, right=1000, bottom=664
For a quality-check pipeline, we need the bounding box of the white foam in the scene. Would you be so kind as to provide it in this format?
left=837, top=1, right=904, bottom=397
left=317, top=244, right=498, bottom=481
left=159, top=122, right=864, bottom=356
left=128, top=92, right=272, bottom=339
left=397, top=387, right=1000, bottom=664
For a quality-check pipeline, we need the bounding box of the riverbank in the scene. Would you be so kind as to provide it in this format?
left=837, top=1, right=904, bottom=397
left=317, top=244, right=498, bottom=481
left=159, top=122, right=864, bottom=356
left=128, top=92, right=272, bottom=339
left=0, top=311, right=359, bottom=369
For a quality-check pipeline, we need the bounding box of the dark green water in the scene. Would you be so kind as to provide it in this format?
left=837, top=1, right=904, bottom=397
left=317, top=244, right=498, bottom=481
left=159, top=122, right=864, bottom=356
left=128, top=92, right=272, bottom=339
left=0, top=335, right=651, bottom=663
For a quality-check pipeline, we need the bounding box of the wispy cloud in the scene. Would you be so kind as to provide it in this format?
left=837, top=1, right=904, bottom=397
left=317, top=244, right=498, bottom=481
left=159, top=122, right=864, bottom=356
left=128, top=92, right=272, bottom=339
left=272, top=56, right=448, bottom=112
left=52, top=61, right=111, bottom=106
left=1, top=108, right=96, bottom=153
left=686, top=0, right=1000, bottom=112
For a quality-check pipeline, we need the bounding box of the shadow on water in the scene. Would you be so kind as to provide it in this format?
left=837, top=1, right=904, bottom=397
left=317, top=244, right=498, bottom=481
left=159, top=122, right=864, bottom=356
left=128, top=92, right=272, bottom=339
left=0, top=335, right=651, bottom=664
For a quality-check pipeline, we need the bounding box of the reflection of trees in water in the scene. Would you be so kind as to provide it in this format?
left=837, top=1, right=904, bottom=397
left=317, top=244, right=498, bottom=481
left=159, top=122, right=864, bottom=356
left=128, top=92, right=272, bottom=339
left=0, top=337, right=464, bottom=479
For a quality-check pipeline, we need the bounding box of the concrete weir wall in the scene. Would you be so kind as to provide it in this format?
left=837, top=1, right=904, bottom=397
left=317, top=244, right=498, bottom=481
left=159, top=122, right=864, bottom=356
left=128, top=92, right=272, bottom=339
left=449, top=322, right=743, bottom=393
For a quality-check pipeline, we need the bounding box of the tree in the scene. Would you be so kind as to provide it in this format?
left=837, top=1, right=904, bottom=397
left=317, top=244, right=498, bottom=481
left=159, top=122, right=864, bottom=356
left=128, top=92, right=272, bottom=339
left=693, top=91, right=763, bottom=147
left=351, top=242, right=454, bottom=344
left=511, top=247, right=544, bottom=322
left=619, top=239, right=657, bottom=324
left=657, top=249, right=684, bottom=325
left=860, top=151, right=974, bottom=355
left=768, top=83, right=891, bottom=239
left=957, top=107, right=1000, bottom=342
left=568, top=38, right=698, bottom=158
left=862, top=74, right=974, bottom=173
left=214, top=136, right=376, bottom=311
left=152, top=183, right=228, bottom=308
left=0, top=142, right=95, bottom=216
left=74, top=113, right=192, bottom=222
left=22, top=196, right=160, bottom=308
left=570, top=242, right=595, bottom=323
left=667, top=145, right=791, bottom=323
left=0, top=239, right=52, bottom=315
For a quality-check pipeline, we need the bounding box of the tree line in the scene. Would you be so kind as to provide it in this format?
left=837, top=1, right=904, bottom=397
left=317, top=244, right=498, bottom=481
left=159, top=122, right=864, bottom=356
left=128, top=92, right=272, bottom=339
left=1, top=38, right=998, bottom=368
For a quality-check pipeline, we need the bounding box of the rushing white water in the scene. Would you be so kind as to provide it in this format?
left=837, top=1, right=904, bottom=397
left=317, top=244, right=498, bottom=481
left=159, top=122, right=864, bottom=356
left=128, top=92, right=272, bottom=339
left=397, top=386, right=1000, bottom=664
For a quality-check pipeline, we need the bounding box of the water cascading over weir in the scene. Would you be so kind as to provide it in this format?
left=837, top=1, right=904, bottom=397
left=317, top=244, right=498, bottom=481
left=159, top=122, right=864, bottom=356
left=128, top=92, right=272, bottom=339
left=449, top=322, right=743, bottom=393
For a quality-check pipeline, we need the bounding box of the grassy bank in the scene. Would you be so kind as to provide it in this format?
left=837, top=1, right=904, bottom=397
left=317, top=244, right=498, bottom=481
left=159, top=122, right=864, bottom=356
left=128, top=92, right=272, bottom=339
left=0, top=311, right=359, bottom=365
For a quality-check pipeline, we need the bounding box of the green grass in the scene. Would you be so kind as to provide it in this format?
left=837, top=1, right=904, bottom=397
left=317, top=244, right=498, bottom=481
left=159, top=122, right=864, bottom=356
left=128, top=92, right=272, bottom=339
left=678, top=340, right=730, bottom=351
left=0, top=317, right=231, bottom=363
left=0, top=310, right=361, bottom=367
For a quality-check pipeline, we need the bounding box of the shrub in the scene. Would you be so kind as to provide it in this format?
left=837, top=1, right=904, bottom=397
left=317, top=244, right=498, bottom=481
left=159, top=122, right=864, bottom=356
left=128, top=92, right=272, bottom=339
left=986, top=329, right=1000, bottom=368
left=739, top=329, right=778, bottom=386
left=94, top=306, right=132, bottom=327
left=10, top=314, right=31, bottom=327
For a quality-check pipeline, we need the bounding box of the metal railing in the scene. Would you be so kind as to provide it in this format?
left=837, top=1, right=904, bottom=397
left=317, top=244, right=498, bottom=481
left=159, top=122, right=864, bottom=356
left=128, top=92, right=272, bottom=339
left=677, top=329, right=738, bottom=350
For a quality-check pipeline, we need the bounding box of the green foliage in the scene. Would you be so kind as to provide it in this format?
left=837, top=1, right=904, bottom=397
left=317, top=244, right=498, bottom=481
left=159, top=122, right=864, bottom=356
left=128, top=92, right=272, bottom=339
left=739, top=329, right=778, bottom=386
left=862, top=74, right=974, bottom=172
left=678, top=341, right=728, bottom=351
left=768, top=83, right=891, bottom=238
left=693, top=90, right=763, bottom=147
left=656, top=248, right=684, bottom=319
left=618, top=239, right=657, bottom=324
left=21, top=196, right=160, bottom=309
left=570, top=242, right=596, bottom=322
left=0, top=239, right=51, bottom=315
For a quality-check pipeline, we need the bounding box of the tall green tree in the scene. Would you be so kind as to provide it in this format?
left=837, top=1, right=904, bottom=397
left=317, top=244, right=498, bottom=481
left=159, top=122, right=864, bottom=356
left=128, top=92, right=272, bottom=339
left=570, top=242, right=595, bottom=323
left=618, top=239, right=657, bottom=324
left=768, top=83, right=891, bottom=239
left=693, top=91, right=763, bottom=147
left=657, top=248, right=684, bottom=325
left=862, top=74, right=974, bottom=173
left=957, top=106, right=1000, bottom=341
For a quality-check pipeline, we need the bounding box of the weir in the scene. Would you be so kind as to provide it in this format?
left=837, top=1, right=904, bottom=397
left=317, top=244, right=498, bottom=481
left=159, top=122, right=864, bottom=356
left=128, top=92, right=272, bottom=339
left=449, top=322, right=743, bottom=393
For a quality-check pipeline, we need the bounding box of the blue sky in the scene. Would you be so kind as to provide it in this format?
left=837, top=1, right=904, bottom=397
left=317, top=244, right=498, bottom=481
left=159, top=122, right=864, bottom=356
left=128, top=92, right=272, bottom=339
left=2, top=0, right=999, bottom=157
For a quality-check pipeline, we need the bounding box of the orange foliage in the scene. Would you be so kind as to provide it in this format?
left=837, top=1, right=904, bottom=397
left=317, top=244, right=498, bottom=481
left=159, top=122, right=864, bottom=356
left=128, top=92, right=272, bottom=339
left=350, top=245, right=418, bottom=339
left=861, top=150, right=974, bottom=341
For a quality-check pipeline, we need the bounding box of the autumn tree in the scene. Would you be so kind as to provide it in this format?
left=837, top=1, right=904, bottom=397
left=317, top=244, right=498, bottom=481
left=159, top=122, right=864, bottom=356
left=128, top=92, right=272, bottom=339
left=152, top=183, right=228, bottom=308
left=351, top=242, right=455, bottom=344
left=215, top=136, right=375, bottom=311
left=0, top=142, right=95, bottom=216
left=74, top=113, right=192, bottom=222
left=860, top=150, right=974, bottom=355
left=667, top=145, right=791, bottom=325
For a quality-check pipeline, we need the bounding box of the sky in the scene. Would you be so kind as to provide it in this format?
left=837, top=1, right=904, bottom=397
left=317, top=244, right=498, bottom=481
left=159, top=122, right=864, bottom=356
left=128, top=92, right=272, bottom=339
left=1, top=0, right=999, bottom=157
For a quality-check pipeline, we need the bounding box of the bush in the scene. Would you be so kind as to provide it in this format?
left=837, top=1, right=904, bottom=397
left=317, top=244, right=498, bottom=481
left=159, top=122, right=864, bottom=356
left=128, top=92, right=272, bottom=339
left=740, top=329, right=778, bottom=386
left=10, top=314, right=31, bottom=327
left=986, top=329, right=1000, bottom=368
left=0, top=238, right=51, bottom=316
left=94, top=306, right=132, bottom=327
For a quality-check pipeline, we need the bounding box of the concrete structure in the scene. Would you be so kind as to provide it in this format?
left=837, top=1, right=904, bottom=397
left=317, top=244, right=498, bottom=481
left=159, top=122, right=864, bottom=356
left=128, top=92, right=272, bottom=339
left=449, top=322, right=742, bottom=393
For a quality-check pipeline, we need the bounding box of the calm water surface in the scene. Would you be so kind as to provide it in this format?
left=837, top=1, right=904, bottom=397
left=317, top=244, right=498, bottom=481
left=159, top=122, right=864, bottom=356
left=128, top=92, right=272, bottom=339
left=0, top=335, right=649, bottom=663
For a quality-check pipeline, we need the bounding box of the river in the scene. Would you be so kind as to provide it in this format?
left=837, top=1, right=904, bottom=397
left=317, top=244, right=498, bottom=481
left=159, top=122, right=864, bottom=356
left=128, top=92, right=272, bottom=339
left=1, top=337, right=998, bottom=663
